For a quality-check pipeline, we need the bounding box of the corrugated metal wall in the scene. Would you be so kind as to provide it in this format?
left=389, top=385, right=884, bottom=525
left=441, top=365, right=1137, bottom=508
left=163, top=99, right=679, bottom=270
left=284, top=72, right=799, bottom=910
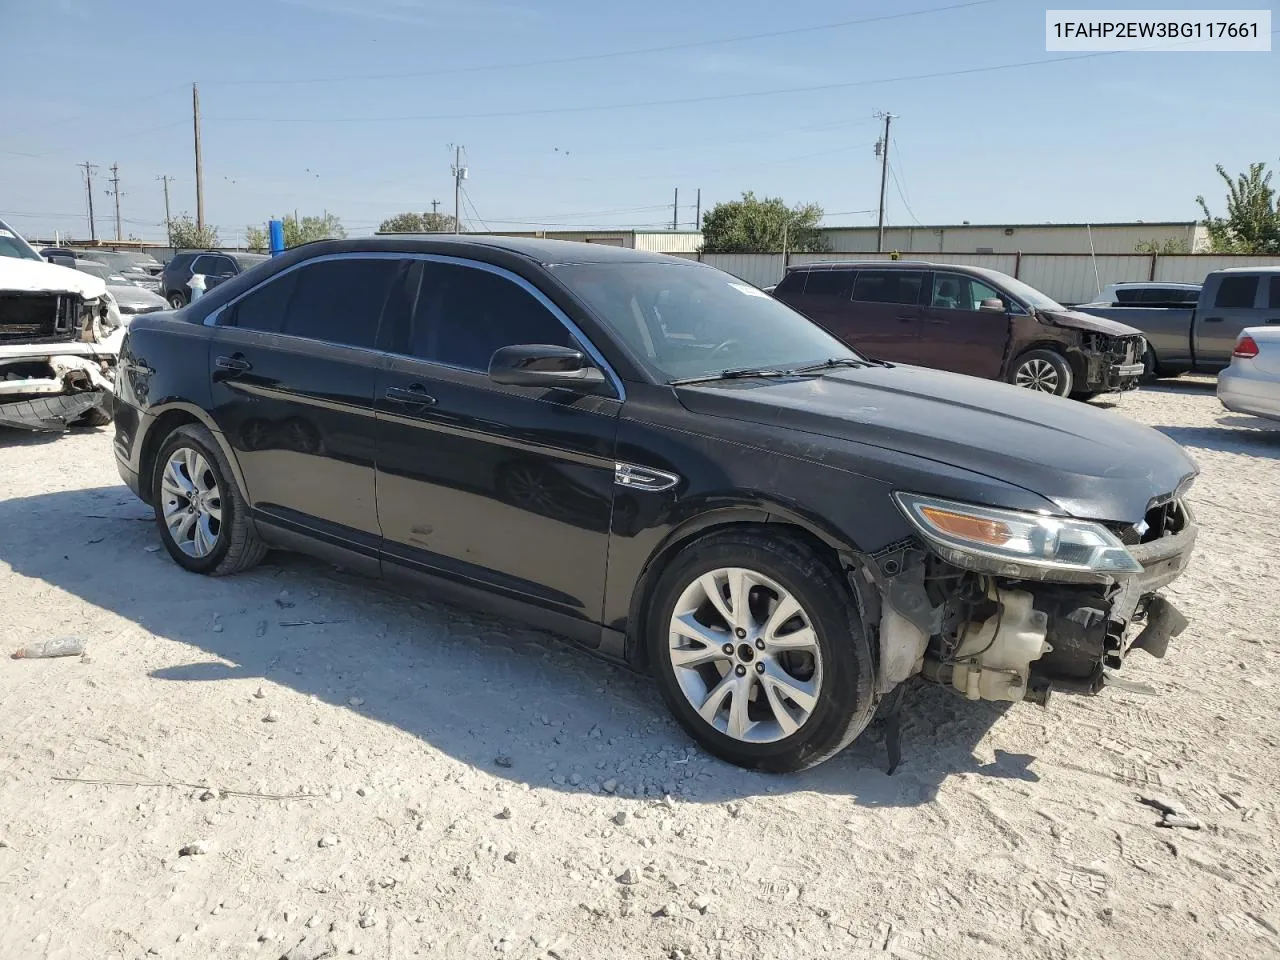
left=634, top=232, right=703, bottom=253
left=692, top=253, right=1280, bottom=304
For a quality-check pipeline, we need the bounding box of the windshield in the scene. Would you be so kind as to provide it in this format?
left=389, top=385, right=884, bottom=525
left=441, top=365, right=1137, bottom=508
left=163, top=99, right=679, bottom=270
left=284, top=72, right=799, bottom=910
left=980, top=269, right=1065, bottom=311
left=0, top=222, right=43, bottom=261
left=552, top=261, right=862, bottom=382
left=80, top=251, right=153, bottom=273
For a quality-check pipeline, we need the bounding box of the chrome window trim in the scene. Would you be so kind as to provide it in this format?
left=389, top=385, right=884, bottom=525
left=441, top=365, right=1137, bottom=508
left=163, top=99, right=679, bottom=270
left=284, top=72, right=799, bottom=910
left=204, top=251, right=625, bottom=401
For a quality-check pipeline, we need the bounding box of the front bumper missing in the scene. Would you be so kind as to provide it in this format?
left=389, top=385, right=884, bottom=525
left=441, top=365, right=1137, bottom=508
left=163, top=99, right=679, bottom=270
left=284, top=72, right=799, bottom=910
left=0, top=353, right=117, bottom=432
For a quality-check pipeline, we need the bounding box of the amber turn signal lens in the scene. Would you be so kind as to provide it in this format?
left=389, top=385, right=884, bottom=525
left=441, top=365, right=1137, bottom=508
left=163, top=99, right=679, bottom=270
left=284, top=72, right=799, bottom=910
left=919, top=506, right=1012, bottom=546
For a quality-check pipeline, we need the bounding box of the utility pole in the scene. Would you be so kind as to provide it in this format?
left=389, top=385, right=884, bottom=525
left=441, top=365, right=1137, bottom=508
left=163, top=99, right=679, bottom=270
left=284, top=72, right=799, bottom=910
left=874, top=112, right=896, bottom=253
left=451, top=146, right=466, bottom=234
left=192, top=83, right=205, bottom=233
left=157, top=175, right=174, bottom=246
left=78, top=161, right=98, bottom=241
left=107, top=163, right=122, bottom=241
left=672, top=187, right=678, bottom=231
left=694, top=188, right=701, bottom=231
left=431, top=199, right=440, bottom=215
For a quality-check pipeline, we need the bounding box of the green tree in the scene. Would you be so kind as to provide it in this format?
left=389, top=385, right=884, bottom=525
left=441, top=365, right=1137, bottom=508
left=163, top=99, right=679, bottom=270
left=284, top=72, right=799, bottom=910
left=284, top=213, right=346, bottom=246
left=699, top=192, right=829, bottom=254
left=167, top=213, right=218, bottom=249
left=245, top=224, right=268, bottom=252
left=1133, top=237, right=1189, bottom=254
left=1196, top=161, right=1280, bottom=253
left=378, top=211, right=459, bottom=233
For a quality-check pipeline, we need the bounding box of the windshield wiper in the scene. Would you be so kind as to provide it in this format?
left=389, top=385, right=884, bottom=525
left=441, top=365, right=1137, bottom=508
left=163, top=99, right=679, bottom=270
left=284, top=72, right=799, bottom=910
left=671, top=366, right=799, bottom=385
left=792, top=356, right=886, bottom=372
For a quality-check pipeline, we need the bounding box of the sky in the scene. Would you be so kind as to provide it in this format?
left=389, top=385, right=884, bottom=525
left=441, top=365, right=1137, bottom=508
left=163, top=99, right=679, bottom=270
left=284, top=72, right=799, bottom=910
left=0, top=0, right=1275, bottom=244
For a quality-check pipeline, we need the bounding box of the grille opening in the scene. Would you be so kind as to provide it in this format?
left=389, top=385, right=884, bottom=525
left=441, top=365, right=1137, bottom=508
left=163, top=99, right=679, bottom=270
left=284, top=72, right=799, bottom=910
left=1112, top=499, right=1188, bottom=545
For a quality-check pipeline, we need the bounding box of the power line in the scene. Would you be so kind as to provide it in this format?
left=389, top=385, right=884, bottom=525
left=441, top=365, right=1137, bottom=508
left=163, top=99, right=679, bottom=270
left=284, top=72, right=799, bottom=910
left=212, top=1, right=1001, bottom=86
left=887, top=162, right=923, bottom=227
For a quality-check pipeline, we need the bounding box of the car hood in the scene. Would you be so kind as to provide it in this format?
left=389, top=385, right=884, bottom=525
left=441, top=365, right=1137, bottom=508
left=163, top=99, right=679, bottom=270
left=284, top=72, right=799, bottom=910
left=675, top=363, right=1197, bottom=523
left=0, top=257, right=108, bottom=299
left=107, top=283, right=167, bottom=309
left=1039, top=307, right=1143, bottom=337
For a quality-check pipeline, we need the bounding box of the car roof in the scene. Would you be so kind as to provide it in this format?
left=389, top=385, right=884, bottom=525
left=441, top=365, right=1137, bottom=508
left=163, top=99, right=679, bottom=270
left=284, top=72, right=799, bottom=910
left=293, top=235, right=683, bottom=266
left=1111, top=280, right=1200, bottom=288
left=1213, top=265, right=1280, bottom=275
left=786, top=259, right=941, bottom=271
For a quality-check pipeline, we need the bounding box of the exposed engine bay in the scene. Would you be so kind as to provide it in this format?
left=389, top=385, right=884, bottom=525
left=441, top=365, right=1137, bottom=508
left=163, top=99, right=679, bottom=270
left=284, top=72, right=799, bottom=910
left=0, top=290, right=124, bottom=431
left=858, top=492, right=1196, bottom=708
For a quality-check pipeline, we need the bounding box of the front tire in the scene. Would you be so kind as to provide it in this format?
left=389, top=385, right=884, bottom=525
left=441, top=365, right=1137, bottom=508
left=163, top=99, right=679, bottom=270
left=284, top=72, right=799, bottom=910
left=167, top=292, right=187, bottom=310
left=151, top=424, right=267, bottom=576
left=1011, top=349, right=1073, bottom=397
left=647, top=531, right=876, bottom=772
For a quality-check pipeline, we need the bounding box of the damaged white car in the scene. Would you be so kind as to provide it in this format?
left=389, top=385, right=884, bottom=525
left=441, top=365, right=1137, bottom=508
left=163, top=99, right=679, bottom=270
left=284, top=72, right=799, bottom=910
left=0, top=219, right=125, bottom=431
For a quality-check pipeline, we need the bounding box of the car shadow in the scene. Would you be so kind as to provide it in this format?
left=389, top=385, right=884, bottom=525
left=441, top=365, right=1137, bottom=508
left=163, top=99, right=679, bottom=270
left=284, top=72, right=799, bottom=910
left=0, top=485, right=1034, bottom=809
left=0, top=426, right=79, bottom=447
left=1154, top=415, right=1280, bottom=455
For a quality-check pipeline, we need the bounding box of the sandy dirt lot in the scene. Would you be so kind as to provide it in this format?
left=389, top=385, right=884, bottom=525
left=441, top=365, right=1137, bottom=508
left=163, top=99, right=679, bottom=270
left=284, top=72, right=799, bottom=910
left=1, top=378, right=1278, bottom=960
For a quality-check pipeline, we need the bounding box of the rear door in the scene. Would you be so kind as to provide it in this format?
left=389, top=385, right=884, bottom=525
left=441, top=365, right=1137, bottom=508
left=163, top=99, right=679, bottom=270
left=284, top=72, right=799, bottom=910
left=192, top=254, right=238, bottom=292
left=206, top=254, right=403, bottom=572
left=374, top=257, right=620, bottom=626
left=842, top=268, right=926, bottom=363
left=1196, top=273, right=1265, bottom=368
left=916, top=271, right=1010, bottom=378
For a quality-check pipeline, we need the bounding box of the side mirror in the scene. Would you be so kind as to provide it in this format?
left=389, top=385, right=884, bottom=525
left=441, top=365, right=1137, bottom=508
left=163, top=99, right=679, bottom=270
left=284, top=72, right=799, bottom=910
left=978, top=298, right=1006, bottom=312
left=46, top=254, right=76, bottom=268
left=489, top=344, right=606, bottom=390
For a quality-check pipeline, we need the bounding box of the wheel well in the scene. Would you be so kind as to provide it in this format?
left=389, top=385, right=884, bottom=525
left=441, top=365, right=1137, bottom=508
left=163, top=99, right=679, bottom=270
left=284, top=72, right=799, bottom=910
left=626, top=520, right=854, bottom=672
left=1009, top=342, right=1080, bottom=381
left=137, top=409, right=202, bottom=505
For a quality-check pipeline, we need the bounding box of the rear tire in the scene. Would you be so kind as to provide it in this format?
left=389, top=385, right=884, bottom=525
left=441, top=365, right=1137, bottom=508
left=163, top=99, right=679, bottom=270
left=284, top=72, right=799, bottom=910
left=151, top=423, right=267, bottom=576
left=167, top=292, right=186, bottom=309
left=646, top=530, right=876, bottom=772
left=1011, top=349, right=1073, bottom=397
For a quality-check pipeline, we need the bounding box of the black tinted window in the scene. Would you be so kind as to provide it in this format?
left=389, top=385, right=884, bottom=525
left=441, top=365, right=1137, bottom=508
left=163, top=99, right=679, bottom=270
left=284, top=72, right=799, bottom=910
left=773, top=271, right=805, bottom=295
left=193, top=255, right=233, bottom=276
left=402, top=262, right=574, bottom=370
left=1215, top=275, right=1259, bottom=309
left=279, top=258, right=400, bottom=348
left=226, top=270, right=297, bottom=333
left=1269, top=278, right=1280, bottom=309
left=852, top=270, right=924, bottom=306
left=802, top=269, right=854, bottom=298
left=1115, top=288, right=1143, bottom=304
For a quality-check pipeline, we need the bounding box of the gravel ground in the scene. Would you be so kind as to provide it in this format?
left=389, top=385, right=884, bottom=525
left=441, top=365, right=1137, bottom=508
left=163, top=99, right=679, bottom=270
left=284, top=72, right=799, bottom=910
left=1, top=378, right=1278, bottom=960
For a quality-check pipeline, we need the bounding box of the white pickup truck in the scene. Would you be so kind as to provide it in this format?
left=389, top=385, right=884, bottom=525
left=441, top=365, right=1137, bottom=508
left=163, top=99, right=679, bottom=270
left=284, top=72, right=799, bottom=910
left=0, top=219, right=124, bottom=431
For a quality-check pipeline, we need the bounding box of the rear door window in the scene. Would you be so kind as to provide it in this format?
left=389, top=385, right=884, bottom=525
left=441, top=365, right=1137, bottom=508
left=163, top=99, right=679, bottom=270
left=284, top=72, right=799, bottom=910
left=852, top=270, right=924, bottom=305
left=1215, top=275, right=1260, bottom=309
left=1269, top=277, right=1280, bottom=309
left=802, top=269, right=854, bottom=299
left=279, top=258, right=401, bottom=349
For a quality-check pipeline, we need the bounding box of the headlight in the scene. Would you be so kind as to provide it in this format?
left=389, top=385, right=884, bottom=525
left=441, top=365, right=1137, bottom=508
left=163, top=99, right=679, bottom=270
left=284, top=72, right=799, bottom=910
left=894, top=492, right=1142, bottom=578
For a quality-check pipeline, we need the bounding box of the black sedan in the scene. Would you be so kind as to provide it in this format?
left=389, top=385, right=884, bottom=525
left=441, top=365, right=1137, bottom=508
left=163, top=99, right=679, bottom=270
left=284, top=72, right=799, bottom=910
left=111, top=237, right=1198, bottom=771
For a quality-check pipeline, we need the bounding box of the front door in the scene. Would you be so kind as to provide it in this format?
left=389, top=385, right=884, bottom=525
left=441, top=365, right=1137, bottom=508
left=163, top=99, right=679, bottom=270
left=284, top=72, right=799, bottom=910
left=192, top=254, right=237, bottom=292
left=841, top=268, right=926, bottom=363
left=206, top=255, right=404, bottom=569
left=374, top=258, right=620, bottom=625
left=916, top=271, right=1010, bottom=378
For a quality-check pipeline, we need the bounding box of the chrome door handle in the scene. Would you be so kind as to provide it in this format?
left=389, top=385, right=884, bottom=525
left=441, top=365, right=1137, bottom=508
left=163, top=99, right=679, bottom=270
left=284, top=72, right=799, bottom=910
left=215, top=355, right=251, bottom=372
left=385, top=384, right=437, bottom=405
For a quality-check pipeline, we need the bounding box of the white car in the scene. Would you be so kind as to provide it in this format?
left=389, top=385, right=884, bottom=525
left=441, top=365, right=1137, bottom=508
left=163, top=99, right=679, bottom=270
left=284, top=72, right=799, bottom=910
left=0, top=219, right=124, bottom=431
left=1218, top=327, right=1280, bottom=422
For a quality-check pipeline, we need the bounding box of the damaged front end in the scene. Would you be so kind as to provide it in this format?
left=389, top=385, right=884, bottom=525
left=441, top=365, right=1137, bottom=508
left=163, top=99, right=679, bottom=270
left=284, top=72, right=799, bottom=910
left=859, top=486, right=1197, bottom=708
left=0, top=289, right=124, bottom=431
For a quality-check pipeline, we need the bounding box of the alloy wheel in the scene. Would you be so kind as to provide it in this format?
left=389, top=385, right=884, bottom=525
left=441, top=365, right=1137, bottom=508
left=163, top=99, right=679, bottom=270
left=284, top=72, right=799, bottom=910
left=667, top=567, right=823, bottom=743
left=160, top=446, right=223, bottom=558
left=1014, top=358, right=1060, bottom=393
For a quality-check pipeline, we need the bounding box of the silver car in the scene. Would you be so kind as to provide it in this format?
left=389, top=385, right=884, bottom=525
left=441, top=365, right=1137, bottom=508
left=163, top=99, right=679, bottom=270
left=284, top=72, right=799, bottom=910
left=1218, top=327, right=1280, bottom=421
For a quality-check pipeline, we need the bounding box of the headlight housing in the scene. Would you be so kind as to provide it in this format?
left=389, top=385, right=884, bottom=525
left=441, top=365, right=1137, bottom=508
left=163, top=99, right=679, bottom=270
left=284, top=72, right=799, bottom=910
left=894, top=492, right=1143, bottom=579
